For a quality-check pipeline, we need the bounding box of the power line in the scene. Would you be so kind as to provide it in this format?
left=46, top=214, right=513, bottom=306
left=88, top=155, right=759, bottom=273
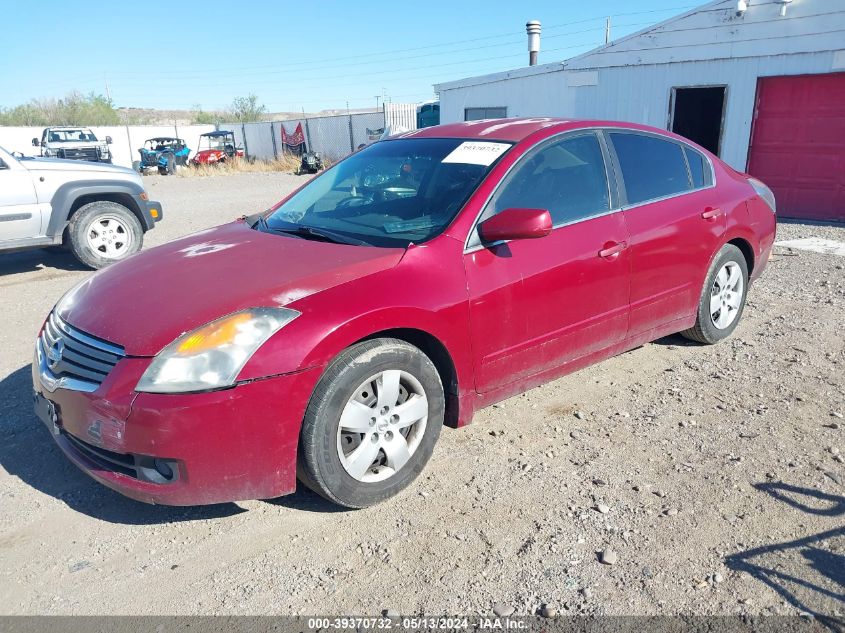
left=6, top=5, right=700, bottom=110
left=103, top=5, right=698, bottom=77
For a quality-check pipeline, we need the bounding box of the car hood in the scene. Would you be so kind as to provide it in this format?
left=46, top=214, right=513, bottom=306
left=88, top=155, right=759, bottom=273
left=56, top=221, right=405, bottom=356
left=22, top=157, right=135, bottom=176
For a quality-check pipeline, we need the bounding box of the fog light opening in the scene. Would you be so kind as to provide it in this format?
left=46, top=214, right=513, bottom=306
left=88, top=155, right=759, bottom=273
left=154, top=458, right=174, bottom=481
left=137, top=456, right=179, bottom=484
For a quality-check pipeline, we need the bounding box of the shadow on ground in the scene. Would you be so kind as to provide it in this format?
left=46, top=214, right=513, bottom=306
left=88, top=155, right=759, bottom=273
left=0, top=247, right=88, bottom=276
left=1, top=364, right=345, bottom=521
left=726, top=482, right=845, bottom=631
left=0, top=365, right=245, bottom=524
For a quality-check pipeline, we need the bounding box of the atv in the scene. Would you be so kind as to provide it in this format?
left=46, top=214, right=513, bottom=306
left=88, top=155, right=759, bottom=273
left=137, top=137, right=190, bottom=175
left=190, top=131, right=243, bottom=166
left=298, top=151, right=324, bottom=174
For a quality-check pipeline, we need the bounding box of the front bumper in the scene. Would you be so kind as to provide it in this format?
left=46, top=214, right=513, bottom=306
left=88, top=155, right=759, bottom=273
left=32, top=343, right=321, bottom=505
left=136, top=197, right=163, bottom=229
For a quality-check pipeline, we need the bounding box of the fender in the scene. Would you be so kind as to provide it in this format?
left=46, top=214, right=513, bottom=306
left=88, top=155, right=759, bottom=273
left=239, top=239, right=477, bottom=422
left=46, top=180, right=149, bottom=237
left=242, top=303, right=473, bottom=392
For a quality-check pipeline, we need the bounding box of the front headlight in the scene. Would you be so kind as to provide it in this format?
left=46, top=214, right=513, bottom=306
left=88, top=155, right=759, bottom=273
left=136, top=307, right=300, bottom=393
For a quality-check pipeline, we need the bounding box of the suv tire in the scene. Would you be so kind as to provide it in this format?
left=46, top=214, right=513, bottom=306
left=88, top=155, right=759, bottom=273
left=68, top=201, right=143, bottom=269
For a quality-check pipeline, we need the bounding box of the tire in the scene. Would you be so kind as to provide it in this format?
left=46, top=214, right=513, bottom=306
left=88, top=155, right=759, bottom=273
left=67, top=201, right=144, bottom=269
left=298, top=338, right=444, bottom=508
left=681, top=243, right=749, bottom=345
left=166, top=155, right=176, bottom=175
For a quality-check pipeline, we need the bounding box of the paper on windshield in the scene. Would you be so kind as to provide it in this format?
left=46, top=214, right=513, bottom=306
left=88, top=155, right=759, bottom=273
left=441, top=142, right=510, bottom=166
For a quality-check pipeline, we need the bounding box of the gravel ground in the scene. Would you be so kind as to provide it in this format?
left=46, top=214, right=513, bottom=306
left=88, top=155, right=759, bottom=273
left=0, top=173, right=842, bottom=618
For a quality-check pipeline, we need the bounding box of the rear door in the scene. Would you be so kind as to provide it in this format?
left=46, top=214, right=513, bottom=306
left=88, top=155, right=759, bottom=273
left=0, top=152, right=41, bottom=241
left=607, top=131, right=725, bottom=337
left=464, top=131, right=630, bottom=393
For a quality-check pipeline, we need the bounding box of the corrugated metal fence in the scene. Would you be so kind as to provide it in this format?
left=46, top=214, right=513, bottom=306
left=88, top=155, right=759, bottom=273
left=231, top=104, right=420, bottom=162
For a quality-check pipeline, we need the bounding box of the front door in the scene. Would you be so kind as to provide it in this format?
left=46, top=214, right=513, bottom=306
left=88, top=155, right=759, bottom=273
left=0, top=155, right=41, bottom=241
left=463, top=131, right=630, bottom=394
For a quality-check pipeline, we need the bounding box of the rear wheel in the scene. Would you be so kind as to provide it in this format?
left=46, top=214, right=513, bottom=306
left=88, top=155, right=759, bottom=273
left=297, top=338, right=444, bottom=508
left=67, top=201, right=143, bottom=269
left=681, top=244, right=749, bottom=344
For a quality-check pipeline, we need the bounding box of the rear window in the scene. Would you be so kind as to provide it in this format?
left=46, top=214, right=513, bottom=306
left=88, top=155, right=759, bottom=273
left=684, top=146, right=710, bottom=188
left=610, top=133, right=692, bottom=205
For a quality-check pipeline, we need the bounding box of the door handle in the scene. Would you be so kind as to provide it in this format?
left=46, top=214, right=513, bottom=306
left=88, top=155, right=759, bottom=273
left=598, top=241, right=627, bottom=259
left=701, top=207, right=722, bottom=220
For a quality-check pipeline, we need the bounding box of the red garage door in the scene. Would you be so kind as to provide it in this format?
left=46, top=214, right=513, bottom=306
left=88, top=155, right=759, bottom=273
left=747, top=73, right=845, bottom=222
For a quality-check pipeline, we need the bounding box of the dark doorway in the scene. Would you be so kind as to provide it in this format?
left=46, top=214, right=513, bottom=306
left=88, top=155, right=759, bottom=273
left=670, top=86, right=726, bottom=156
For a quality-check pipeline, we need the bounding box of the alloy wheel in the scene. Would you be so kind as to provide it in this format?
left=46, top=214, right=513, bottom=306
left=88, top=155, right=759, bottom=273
left=85, top=215, right=132, bottom=259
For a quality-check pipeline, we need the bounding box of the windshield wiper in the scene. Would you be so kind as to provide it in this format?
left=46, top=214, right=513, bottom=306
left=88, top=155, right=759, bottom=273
left=254, top=216, right=372, bottom=247
left=288, top=225, right=373, bottom=246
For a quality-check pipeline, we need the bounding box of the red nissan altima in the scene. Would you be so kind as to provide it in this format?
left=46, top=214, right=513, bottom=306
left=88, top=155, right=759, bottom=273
left=33, top=119, right=777, bottom=508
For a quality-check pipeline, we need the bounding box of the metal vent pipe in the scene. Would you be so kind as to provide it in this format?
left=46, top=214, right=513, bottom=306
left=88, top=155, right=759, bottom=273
left=526, top=20, right=541, bottom=66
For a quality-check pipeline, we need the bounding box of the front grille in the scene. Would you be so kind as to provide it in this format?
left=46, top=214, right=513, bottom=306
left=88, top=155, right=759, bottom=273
left=63, top=430, right=137, bottom=478
left=40, top=312, right=125, bottom=390
left=57, top=147, right=99, bottom=160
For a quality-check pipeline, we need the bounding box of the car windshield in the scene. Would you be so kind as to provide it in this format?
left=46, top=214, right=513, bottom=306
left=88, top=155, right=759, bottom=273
left=147, top=139, right=176, bottom=149
left=202, top=135, right=232, bottom=150
left=47, top=129, right=97, bottom=142
left=262, top=137, right=512, bottom=247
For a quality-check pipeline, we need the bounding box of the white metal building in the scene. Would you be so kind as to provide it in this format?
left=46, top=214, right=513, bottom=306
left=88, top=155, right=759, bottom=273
left=434, top=0, right=845, bottom=221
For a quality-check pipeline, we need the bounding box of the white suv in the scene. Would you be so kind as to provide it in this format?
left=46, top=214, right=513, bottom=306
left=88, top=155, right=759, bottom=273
left=0, top=146, right=162, bottom=269
left=33, top=127, right=113, bottom=163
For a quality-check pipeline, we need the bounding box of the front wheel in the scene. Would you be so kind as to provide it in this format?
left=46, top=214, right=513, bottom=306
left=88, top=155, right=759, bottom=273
left=297, top=339, right=444, bottom=508
left=681, top=243, right=749, bottom=344
left=67, top=201, right=143, bottom=269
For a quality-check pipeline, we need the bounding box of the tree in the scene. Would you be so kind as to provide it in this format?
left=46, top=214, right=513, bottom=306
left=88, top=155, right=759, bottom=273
left=228, top=94, right=267, bottom=122
left=191, top=104, right=217, bottom=125
left=0, top=92, right=120, bottom=126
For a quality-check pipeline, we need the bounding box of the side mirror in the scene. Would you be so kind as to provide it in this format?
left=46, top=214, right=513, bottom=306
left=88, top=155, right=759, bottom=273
left=105, top=136, right=113, bottom=144
left=478, top=207, right=552, bottom=243
left=32, top=138, right=39, bottom=147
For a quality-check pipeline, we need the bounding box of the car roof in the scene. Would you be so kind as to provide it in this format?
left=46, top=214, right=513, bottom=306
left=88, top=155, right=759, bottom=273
left=45, top=126, right=92, bottom=131
left=399, top=118, right=681, bottom=143
left=147, top=137, right=181, bottom=142
left=201, top=130, right=234, bottom=137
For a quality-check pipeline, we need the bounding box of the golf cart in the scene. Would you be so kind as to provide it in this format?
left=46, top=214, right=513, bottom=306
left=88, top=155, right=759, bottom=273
left=137, top=137, right=190, bottom=175
left=190, top=131, right=243, bottom=166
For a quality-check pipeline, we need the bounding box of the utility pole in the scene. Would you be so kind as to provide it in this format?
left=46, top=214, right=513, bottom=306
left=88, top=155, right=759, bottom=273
left=605, top=16, right=612, bottom=44
left=104, top=74, right=112, bottom=102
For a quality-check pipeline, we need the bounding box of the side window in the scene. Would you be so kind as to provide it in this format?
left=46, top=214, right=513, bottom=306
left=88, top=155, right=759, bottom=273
left=0, top=158, right=8, bottom=170
left=610, top=133, right=692, bottom=204
left=483, top=133, right=610, bottom=226
left=465, top=107, right=507, bottom=121
left=683, top=146, right=711, bottom=188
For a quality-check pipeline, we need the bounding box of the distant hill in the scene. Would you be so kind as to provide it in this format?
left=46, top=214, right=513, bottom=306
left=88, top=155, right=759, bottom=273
left=117, top=106, right=382, bottom=125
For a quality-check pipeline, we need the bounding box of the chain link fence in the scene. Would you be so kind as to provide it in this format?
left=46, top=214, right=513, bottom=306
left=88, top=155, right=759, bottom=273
left=0, top=104, right=423, bottom=168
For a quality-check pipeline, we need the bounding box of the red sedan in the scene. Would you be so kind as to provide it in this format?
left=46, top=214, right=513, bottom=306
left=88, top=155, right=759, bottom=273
left=32, top=119, right=777, bottom=508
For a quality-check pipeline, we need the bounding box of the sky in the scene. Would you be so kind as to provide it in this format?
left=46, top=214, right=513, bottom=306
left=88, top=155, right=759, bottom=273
left=0, top=0, right=700, bottom=113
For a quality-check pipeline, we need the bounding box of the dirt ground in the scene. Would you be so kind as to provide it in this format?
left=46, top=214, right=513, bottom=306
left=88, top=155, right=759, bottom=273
left=0, top=173, right=842, bottom=618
